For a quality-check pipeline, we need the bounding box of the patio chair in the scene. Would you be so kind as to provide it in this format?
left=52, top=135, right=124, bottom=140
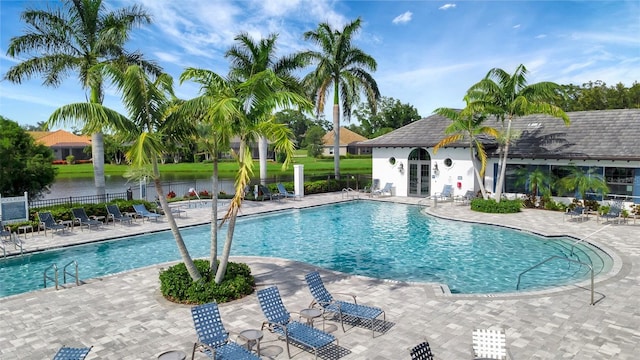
left=410, top=341, right=435, bottom=360
left=599, top=201, right=623, bottom=224
left=191, top=302, right=260, bottom=360
left=1, top=220, right=11, bottom=241
left=132, top=204, right=162, bottom=222
left=154, top=200, right=186, bottom=217
left=257, top=286, right=337, bottom=359
left=277, top=183, right=300, bottom=200
left=53, top=345, right=92, bottom=360
left=454, top=190, right=476, bottom=205
left=38, top=211, right=67, bottom=236
left=304, top=271, right=385, bottom=337
left=564, top=205, right=586, bottom=222
left=257, top=184, right=281, bottom=201
left=106, top=204, right=133, bottom=226
left=472, top=328, right=511, bottom=360
left=372, top=182, right=393, bottom=197
left=71, top=208, right=102, bottom=231
left=432, top=184, right=453, bottom=202
left=363, top=179, right=380, bottom=196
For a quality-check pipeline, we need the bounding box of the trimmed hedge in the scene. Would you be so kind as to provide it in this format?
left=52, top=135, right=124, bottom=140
left=159, top=259, right=255, bottom=304
left=470, top=198, right=522, bottom=213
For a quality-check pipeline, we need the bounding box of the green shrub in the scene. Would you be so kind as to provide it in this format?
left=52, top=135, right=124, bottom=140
left=159, top=259, right=255, bottom=304
left=470, top=198, right=522, bottom=213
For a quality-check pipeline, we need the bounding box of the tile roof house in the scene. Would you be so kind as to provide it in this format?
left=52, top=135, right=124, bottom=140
left=358, top=109, right=640, bottom=203
left=322, top=127, right=370, bottom=156
left=30, top=130, right=92, bottom=161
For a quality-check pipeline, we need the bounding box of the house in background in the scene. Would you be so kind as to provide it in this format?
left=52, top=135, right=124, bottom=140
left=322, top=127, right=370, bottom=156
left=358, top=109, right=640, bottom=205
left=30, top=130, right=92, bottom=161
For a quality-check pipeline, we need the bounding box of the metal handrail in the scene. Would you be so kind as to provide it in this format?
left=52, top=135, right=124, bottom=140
left=0, top=242, right=5, bottom=257
left=516, top=256, right=594, bottom=305
left=11, top=234, right=23, bottom=255
left=44, top=264, right=59, bottom=290
left=570, top=224, right=611, bottom=256
left=63, top=260, right=80, bottom=286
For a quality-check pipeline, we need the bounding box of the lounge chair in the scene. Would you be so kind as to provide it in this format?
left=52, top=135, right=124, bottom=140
left=38, top=211, right=67, bottom=236
left=599, top=201, right=623, bottom=224
left=53, top=345, right=92, bottom=360
left=190, top=302, right=260, bottom=360
left=432, top=184, right=453, bottom=202
left=154, top=200, right=186, bottom=217
left=454, top=190, right=476, bottom=205
left=564, top=205, right=586, bottom=222
left=106, top=204, right=133, bottom=226
left=257, top=184, right=280, bottom=201
left=277, top=183, right=300, bottom=200
left=71, top=208, right=102, bottom=231
left=1, top=220, right=11, bottom=241
left=410, top=341, right=435, bottom=360
left=257, top=286, right=337, bottom=359
left=363, top=179, right=380, bottom=196
left=372, top=182, right=393, bottom=197
left=304, top=271, right=385, bottom=337
left=132, top=204, right=162, bottom=222
left=472, top=328, right=511, bottom=360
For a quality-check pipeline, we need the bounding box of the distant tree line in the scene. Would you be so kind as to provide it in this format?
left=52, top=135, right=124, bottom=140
left=555, top=80, right=640, bottom=111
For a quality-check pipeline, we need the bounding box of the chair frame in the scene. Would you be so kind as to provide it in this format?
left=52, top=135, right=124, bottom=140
left=598, top=201, right=623, bottom=224
left=432, top=184, right=454, bottom=202
left=191, top=302, right=260, bottom=360
left=305, top=271, right=385, bottom=337
left=564, top=205, right=587, bottom=222
left=132, top=204, right=162, bottom=222
left=71, top=208, right=102, bottom=231
left=106, top=204, right=133, bottom=226
left=472, top=328, right=511, bottom=360
left=277, top=183, right=300, bottom=200
left=257, top=286, right=337, bottom=359
left=372, top=182, right=393, bottom=197
left=38, top=211, right=67, bottom=236
left=411, top=341, right=435, bottom=360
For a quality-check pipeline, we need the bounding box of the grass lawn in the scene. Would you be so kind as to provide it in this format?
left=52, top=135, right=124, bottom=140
left=54, top=156, right=372, bottom=179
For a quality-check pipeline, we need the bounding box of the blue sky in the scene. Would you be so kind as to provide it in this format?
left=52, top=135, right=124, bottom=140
left=1, top=0, right=639, bottom=129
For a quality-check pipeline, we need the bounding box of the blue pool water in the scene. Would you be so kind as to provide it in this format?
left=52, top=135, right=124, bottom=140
left=0, top=201, right=612, bottom=297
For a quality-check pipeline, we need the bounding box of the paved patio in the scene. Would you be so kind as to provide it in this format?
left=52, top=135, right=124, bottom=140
left=1, top=193, right=638, bottom=359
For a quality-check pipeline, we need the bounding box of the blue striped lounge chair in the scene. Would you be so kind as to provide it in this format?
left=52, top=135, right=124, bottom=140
left=305, top=271, right=385, bottom=337
left=257, top=286, right=337, bottom=359
left=191, top=302, right=260, bottom=360
left=132, top=204, right=162, bottom=222
left=53, top=345, right=92, bottom=360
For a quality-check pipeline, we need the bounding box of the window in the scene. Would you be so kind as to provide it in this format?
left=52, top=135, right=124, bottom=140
left=605, top=167, right=634, bottom=197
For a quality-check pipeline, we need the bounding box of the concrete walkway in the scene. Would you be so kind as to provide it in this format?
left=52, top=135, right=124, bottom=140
left=1, top=194, right=638, bottom=359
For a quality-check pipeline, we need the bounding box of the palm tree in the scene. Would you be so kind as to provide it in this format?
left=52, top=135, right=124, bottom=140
left=225, top=32, right=307, bottom=185
left=434, top=99, right=500, bottom=199
left=180, top=68, right=312, bottom=283
left=5, top=0, right=159, bottom=198
left=303, top=17, right=380, bottom=179
left=514, top=166, right=553, bottom=207
left=558, top=166, right=609, bottom=201
left=466, top=64, right=570, bottom=201
left=49, top=64, right=202, bottom=281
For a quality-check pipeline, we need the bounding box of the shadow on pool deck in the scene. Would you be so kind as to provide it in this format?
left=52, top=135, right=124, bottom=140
left=1, top=193, right=639, bottom=359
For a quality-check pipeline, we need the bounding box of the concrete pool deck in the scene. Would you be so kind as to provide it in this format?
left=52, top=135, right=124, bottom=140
left=1, top=193, right=639, bottom=359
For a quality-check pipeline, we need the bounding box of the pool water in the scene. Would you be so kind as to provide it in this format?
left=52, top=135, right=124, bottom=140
left=0, top=201, right=612, bottom=297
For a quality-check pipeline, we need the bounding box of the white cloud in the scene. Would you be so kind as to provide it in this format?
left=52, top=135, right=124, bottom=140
left=439, top=4, right=456, bottom=11
left=535, top=34, right=547, bottom=39
left=513, top=24, right=521, bottom=29
left=392, top=11, right=413, bottom=24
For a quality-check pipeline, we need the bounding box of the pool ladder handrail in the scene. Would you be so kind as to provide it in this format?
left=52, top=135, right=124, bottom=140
left=0, top=233, right=24, bottom=258
left=569, top=224, right=611, bottom=256
left=516, top=255, right=594, bottom=305
left=341, top=187, right=359, bottom=199
left=43, top=260, right=80, bottom=290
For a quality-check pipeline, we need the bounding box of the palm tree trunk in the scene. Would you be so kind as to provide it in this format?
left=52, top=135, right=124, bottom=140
left=152, top=160, right=201, bottom=281
left=470, top=147, right=488, bottom=199
left=258, top=136, right=268, bottom=185
left=333, top=104, right=340, bottom=180
left=215, top=205, right=238, bottom=284
left=209, top=157, right=219, bottom=274
left=494, top=119, right=513, bottom=203
left=92, top=132, right=106, bottom=199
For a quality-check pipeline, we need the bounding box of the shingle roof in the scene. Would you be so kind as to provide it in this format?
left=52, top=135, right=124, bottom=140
left=359, top=109, right=640, bottom=161
left=323, top=127, right=368, bottom=146
left=29, top=130, right=92, bottom=147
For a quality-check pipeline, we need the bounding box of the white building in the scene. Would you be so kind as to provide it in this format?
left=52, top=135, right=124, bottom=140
left=358, top=109, right=640, bottom=204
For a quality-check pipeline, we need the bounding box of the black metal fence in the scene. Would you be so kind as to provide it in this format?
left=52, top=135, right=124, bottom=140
left=30, top=192, right=128, bottom=209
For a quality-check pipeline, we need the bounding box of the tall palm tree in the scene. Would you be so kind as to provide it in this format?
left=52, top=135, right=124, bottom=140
left=225, top=32, right=307, bottom=185
left=181, top=68, right=312, bottom=284
left=5, top=0, right=159, bottom=198
left=49, top=64, right=202, bottom=281
left=466, top=64, right=570, bottom=201
left=433, top=99, right=500, bottom=199
left=303, top=17, right=380, bottom=179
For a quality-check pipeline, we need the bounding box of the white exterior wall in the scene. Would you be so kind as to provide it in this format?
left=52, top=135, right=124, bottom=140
left=371, top=146, right=476, bottom=197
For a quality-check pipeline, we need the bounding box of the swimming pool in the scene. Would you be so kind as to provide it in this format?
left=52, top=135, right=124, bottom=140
left=0, top=201, right=612, bottom=297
